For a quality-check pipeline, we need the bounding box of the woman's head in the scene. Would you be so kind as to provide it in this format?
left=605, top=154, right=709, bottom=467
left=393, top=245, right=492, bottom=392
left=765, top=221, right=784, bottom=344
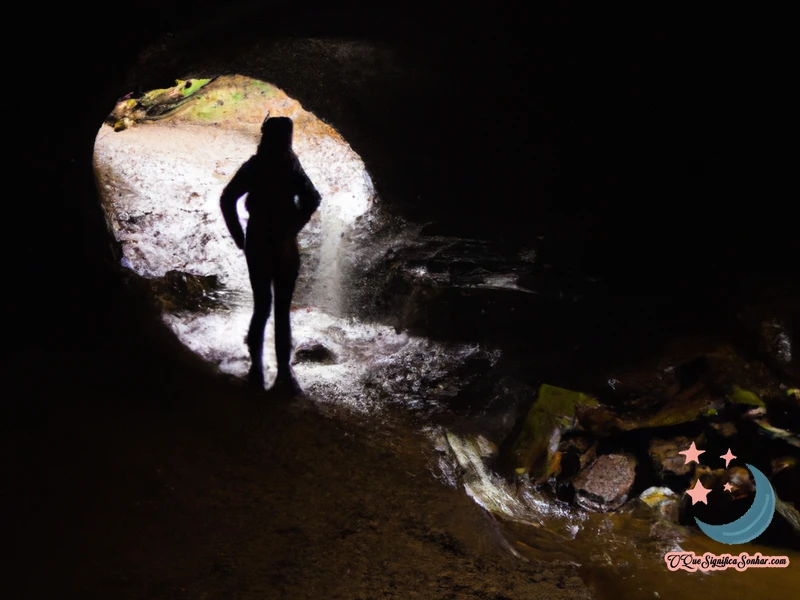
left=258, top=116, right=293, bottom=154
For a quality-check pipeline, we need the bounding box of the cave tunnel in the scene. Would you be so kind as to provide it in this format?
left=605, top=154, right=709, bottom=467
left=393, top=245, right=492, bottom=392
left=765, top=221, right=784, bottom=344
left=8, top=2, right=800, bottom=599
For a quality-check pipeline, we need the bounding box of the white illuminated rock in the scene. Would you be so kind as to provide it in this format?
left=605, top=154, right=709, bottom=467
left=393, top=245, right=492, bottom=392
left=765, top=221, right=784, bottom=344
left=92, top=74, right=495, bottom=400
left=94, top=75, right=375, bottom=310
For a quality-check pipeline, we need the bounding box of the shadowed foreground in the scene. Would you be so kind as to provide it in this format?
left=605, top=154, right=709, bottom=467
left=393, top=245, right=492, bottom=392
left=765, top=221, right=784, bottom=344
left=3, top=283, right=590, bottom=599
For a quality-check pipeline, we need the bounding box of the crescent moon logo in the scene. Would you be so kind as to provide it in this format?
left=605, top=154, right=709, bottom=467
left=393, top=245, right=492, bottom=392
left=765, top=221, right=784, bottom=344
left=695, top=464, right=776, bottom=545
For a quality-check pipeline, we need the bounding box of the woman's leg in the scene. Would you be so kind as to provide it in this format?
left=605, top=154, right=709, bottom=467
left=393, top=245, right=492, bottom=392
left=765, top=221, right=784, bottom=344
left=272, top=237, right=300, bottom=386
left=245, top=234, right=273, bottom=388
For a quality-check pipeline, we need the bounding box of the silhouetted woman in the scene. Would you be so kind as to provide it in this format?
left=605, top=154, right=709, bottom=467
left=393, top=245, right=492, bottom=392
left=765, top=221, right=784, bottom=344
left=220, top=116, right=321, bottom=390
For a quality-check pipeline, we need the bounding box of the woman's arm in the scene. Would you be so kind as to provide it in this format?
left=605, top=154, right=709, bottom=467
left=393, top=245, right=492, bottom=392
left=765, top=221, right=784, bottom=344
left=220, top=158, right=254, bottom=249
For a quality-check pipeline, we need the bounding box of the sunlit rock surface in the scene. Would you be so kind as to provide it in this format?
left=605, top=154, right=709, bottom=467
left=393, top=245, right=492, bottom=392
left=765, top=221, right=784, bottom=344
left=94, top=75, right=374, bottom=313
left=93, top=74, right=504, bottom=399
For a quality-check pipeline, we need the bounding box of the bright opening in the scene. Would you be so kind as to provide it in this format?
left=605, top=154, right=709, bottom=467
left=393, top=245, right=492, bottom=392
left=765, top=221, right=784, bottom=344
left=93, top=75, right=377, bottom=387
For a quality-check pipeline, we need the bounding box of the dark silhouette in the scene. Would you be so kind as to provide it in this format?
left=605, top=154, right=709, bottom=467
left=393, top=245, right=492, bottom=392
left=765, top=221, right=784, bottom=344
left=220, top=116, right=321, bottom=391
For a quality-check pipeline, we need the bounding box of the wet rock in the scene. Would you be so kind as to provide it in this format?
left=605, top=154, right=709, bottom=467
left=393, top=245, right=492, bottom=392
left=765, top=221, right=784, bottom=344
left=348, top=221, right=604, bottom=344
left=292, top=341, right=337, bottom=365
left=648, top=436, right=694, bottom=477
left=771, top=455, right=798, bottom=476
left=727, top=384, right=765, bottom=408
left=775, top=497, right=800, bottom=540
left=557, top=433, right=596, bottom=479
left=573, top=454, right=637, bottom=512
left=96, top=74, right=376, bottom=318
left=639, top=486, right=680, bottom=522
left=739, top=397, right=800, bottom=449
left=752, top=418, right=800, bottom=449
left=771, top=456, right=800, bottom=507
left=500, top=384, right=599, bottom=484
left=761, top=318, right=793, bottom=365
left=145, top=269, right=228, bottom=312
left=737, top=300, right=800, bottom=383
left=577, top=383, right=723, bottom=435
left=679, top=465, right=755, bottom=526
left=709, top=421, right=738, bottom=438
left=595, top=361, right=678, bottom=411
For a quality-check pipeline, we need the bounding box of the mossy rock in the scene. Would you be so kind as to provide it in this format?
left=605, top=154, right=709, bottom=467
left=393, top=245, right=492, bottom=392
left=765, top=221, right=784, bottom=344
left=503, top=384, right=599, bottom=483
left=149, top=270, right=228, bottom=313
left=727, top=384, right=766, bottom=408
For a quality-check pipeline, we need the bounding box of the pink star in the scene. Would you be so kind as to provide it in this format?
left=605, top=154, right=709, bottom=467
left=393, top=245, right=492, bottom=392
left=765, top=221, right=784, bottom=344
left=686, top=480, right=712, bottom=505
left=720, top=448, right=737, bottom=468
left=723, top=482, right=734, bottom=493
left=679, top=441, right=706, bottom=465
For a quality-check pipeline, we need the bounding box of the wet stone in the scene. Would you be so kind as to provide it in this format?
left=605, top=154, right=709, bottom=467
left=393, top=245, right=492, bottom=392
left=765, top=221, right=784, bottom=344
left=573, top=453, right=637, bottom=512
left=761, top=318, right=793, bottom=365
left=146, top=269, right=228, bottom=312
left=557, top=434, right=596, bottom=479
left=648, top=436, right=694, bottom=477
left=709, top=421, right=738, bottom=438
left=751, top=417, right=800, bottom=449
left=639, top=486, right=680, bottom=523
left=292, top=341, right=337, bottom=365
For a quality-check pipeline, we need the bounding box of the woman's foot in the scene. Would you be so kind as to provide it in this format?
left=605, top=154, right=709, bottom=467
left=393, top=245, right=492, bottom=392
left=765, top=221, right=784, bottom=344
left=247, top=366, right=265, bottom=389
left=271, top=368, right=302, bottom=396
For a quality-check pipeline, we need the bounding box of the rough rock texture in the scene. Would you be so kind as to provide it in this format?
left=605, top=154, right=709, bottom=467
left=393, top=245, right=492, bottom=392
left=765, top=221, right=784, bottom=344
left=500, top=384, right=599, bottom=483
left=639, top=487, right=680, bottom=523
left=574, top=454, right=637, bottom=512
left=291, top=340, right=337, bottom=364
left=648, top=436, right=694, bottom=477
left=761, top=318, right=794, bottom=365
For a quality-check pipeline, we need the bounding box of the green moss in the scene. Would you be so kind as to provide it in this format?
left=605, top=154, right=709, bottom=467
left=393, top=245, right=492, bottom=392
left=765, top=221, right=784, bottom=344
left=728, top=385, right=765, bottom=407
left=178, top=78, right=213, bottom=97
left=251, top=80, right=277, bottom=97
left=506, top=384, right=599, bottom=482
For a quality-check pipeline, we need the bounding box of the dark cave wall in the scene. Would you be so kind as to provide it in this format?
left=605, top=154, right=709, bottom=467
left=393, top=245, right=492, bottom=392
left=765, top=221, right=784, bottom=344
left=16, top=2, right=796, bottom=355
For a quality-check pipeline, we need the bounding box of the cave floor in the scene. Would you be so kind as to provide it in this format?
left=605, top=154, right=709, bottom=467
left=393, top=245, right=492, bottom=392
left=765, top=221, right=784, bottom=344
left=3, top=304, right=590, bottom=599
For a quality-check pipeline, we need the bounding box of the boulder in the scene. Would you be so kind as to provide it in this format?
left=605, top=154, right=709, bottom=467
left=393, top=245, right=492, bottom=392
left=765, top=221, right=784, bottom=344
left=573, top=453, right=637, bottom=512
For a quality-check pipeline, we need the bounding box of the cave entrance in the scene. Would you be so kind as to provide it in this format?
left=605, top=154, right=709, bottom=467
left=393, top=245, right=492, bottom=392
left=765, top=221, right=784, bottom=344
left=93, top=74, right=375, bottom=385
